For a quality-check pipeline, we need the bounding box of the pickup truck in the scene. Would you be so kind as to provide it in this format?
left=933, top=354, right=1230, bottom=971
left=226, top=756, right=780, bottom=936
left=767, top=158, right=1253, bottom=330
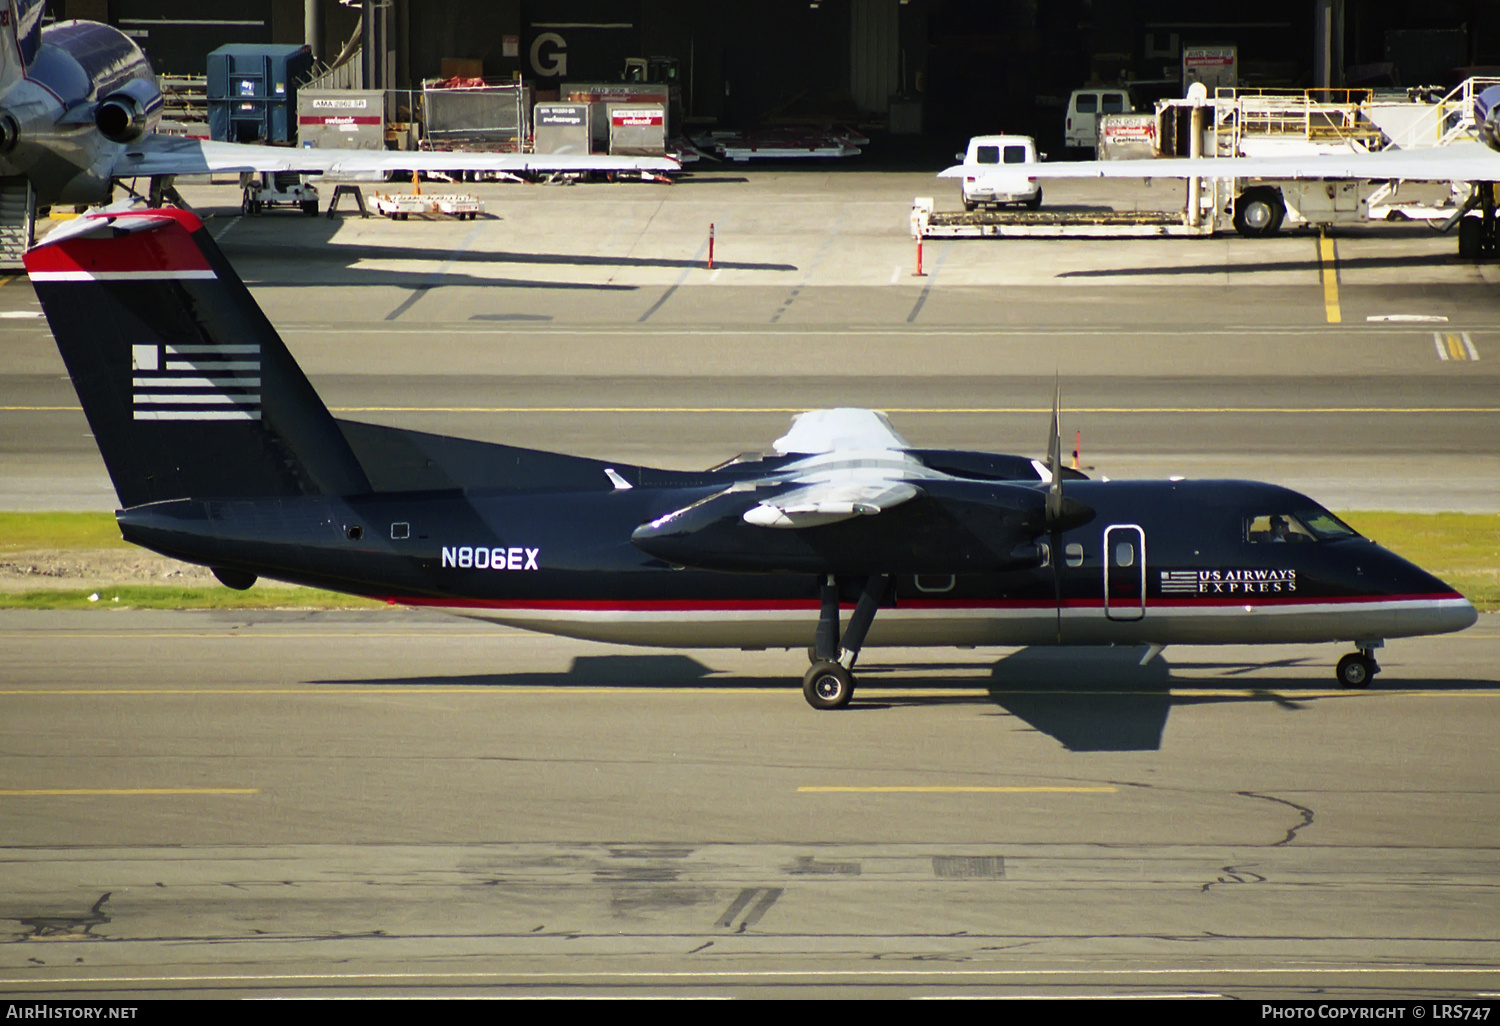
left=952, top=135, right=1042, bottom=211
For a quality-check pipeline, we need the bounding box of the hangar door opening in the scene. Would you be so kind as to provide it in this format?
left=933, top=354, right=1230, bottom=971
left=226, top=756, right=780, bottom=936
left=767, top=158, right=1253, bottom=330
left=850, top=0, right=899, bottom=114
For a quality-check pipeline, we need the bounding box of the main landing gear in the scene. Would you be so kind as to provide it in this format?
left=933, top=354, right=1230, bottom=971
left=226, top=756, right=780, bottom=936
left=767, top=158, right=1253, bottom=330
left=802, top=574, right=890, bottom=710
left=1336, top=642, right=1382, bottom=689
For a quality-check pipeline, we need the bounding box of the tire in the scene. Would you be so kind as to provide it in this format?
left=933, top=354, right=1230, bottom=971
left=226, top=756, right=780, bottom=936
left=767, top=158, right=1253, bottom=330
left=1458, top=216, right=1483, bottom=260
left=1233, top=187, right=1285, bottom=238
left=963, top=200, right=976, bottom=212
left=1336, top=653, right=1376, bottom=689
left=248, top=199, right=263, bottom=216
left=802, top=661, right=855, bottom=710
left=301, top=200, right=318, bottom=216
left=1025, top=188, right=1043, bottom=211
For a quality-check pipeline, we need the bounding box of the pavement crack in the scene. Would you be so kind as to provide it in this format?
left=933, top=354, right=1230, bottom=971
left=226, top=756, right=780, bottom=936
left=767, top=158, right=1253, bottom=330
left=1238, top=789, right=1316, bottom=845
left=1200, top=864, right=1269, bottom=894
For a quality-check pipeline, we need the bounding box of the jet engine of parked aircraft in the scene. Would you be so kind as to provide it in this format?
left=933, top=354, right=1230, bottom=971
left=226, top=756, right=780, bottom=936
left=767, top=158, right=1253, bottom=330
left=23, top=209, right=1478, bottom=709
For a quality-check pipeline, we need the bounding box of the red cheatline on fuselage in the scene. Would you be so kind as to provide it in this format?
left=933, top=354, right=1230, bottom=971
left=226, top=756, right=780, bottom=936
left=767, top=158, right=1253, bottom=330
left=372, top=593, right=1465, bottom=612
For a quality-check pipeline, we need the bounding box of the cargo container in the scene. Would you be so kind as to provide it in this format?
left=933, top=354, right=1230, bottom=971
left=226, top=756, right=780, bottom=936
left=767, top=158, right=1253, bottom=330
left=206, top=44, right=313, bottom=143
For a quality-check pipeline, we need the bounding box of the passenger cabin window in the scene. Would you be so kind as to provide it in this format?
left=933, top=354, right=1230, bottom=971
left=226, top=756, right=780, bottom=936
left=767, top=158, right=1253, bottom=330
left=391, top=522, right=410, bottom=540
left=1003, top=145, right=1028, bottom=163
left=976, top=145, right=1000, bottom=164
left=1246, top=510, right=1358, bottom=544
left=1065, top=543, right=1085, bottom=567
left=1075, top=94, right=1098, bottom=113
left=1102, top=93, right=1126, bottom=113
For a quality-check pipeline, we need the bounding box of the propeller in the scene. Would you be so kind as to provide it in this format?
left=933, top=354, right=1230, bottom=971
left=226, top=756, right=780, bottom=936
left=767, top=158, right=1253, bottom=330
left=1046, top=379, right=1063, bottom=526
left=1047, top=379, right=1064, bottom=642
left=1039, top=380, right=1093, bottom=534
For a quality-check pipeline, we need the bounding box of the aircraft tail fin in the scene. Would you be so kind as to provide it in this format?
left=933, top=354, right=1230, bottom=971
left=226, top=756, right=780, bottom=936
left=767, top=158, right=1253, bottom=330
left=25, top=208, right=371, bottom=508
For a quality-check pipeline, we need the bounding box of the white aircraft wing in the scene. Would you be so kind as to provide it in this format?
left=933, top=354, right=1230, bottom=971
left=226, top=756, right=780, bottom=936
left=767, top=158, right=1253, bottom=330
left=111, top=134, right=680, bottom=179
left=772, top=408, right=911, bottom=455
left=938, top=140, right=1497, bottom=183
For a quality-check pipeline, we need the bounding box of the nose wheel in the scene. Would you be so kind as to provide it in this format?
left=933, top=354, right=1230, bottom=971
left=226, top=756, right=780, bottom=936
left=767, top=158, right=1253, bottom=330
left=1336, top=650, right=1380, bottom=689
left=803, top=662, right=855, bottom=710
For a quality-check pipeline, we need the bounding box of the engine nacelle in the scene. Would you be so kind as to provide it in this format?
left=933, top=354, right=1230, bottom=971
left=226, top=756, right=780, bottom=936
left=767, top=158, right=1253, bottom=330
left=1478, top=85, right=1500, bottom=154
left=94, top=78, right=162, bottom=143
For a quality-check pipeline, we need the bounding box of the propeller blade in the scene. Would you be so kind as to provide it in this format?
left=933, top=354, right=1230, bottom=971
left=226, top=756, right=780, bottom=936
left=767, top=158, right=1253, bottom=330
left=1046, top=379, right=1064, bottom=642
left=1046, top=379, right=1063, bottom=524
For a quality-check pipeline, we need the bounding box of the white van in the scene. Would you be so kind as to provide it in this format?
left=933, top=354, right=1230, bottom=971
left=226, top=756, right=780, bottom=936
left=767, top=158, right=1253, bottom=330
left=1065, top=88, right=1132, bottom=154
left=952, top=134, right=1041, bottom=211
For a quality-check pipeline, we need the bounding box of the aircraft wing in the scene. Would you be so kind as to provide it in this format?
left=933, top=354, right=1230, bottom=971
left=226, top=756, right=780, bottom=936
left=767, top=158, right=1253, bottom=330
left=937, top=140, right=1497, bottom=183
left=110, top=134, right=680, bottom=179
left=742, top=480, right=921, bottom=528
left=772, top=408, right=911, bottom=454
left=629, top=407, right=1078, bottom=573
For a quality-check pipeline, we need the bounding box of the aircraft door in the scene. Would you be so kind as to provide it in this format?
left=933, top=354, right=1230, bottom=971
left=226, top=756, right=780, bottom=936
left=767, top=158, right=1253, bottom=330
left=1103, top=524, right=1146, bottom=621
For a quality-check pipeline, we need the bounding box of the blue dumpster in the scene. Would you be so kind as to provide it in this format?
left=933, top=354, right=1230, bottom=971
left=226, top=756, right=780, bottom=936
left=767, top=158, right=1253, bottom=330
left=206, top=44, right=313, bottom=143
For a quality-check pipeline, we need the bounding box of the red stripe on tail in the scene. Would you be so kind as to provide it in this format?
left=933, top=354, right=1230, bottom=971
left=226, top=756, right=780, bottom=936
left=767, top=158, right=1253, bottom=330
left=25, top=209, right=210, bottom=277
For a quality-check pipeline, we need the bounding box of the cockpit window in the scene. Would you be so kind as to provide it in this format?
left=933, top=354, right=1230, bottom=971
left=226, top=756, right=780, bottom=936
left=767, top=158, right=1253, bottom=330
left=1246, top=509, right=1359, bottom=543
left=1294, top=509, right=1358, bottom=540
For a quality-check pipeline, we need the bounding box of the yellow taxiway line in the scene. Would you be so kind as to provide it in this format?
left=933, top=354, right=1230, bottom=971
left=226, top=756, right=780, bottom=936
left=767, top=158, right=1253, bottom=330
left=0, top=788, right=258, bottom=797
left=798, top=786, right=1117, bottom=794
left=5, top=405, right=1500, bottom=414
left=2, top=687, right=1498, bottom=699
left=1319, top=230, right=1341, bottom=324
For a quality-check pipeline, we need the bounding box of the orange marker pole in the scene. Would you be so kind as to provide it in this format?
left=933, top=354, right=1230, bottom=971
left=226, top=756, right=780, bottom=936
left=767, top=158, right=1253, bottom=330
left=914, top=235, right=926, bottom=277
left=707, top=223, right=715, bottom=269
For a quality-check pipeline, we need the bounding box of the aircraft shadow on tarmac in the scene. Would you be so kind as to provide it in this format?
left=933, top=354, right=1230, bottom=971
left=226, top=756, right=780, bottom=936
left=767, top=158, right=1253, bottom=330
left=205, top=210, right=798, bottom=295
left=1056, top=251, right=1459, bottom=279
left=315, top=646, right=1483, bottom=753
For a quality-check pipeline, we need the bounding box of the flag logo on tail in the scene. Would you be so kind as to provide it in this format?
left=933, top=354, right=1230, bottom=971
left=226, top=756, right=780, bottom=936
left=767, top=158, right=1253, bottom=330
left=131, top=343, right=261, bottom=421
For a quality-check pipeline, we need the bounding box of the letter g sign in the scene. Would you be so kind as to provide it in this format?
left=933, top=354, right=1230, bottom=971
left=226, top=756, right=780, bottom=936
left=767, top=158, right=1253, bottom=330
left=530, top=32, right=567, bottom=77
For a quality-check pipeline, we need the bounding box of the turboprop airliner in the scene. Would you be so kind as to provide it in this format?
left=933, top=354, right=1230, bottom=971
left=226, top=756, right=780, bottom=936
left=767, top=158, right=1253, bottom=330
left=23, top=208, right=1477, bottom=708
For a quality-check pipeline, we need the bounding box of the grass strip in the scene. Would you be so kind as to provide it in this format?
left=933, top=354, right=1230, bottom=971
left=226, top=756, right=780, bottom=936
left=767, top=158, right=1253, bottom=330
left=0, top=511, right=1495, bottom=611
left=0, top=512, right=130, bottom=552
left=0, top=586, right=385, bottom=610
left=1337, top=512, right=1499, bottom=611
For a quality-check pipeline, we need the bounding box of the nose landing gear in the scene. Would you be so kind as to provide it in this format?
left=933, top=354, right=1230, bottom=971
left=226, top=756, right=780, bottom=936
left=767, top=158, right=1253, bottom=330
left=1336, top=643, right=1382, bottom=689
